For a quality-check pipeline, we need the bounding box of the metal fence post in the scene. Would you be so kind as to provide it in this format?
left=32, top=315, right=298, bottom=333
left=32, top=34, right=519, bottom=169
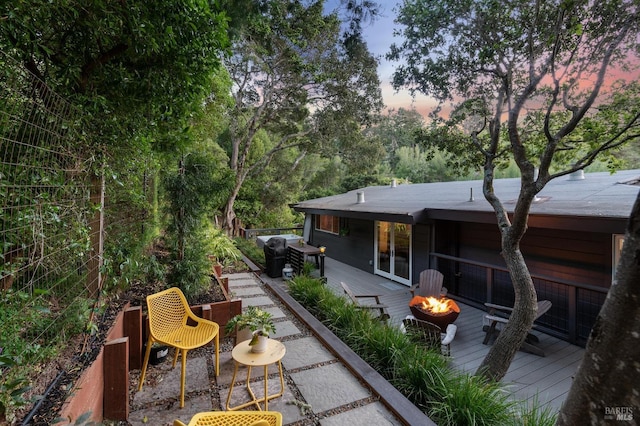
left=87, top=171, right=105, bottom=297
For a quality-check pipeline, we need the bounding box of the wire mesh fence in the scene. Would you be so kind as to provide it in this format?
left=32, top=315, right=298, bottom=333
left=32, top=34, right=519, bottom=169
left=0, top=50, right=101, bottom=384
left=0, top=48, right=160, bottom=423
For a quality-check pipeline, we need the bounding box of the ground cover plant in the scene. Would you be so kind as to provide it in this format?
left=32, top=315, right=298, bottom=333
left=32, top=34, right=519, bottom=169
left=0, top=275, right=102, bottom=423
left=233, top=237, right=266, bottom=270
left=287, top=274, right=557, bottom=426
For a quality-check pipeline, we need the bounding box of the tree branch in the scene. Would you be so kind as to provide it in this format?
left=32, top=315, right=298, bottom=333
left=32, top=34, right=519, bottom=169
left=79, top=43, right=129, bottom=92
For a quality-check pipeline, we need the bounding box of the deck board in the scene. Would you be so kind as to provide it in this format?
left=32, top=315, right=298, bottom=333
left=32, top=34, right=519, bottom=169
left=320, top=256, right=584, bottom=413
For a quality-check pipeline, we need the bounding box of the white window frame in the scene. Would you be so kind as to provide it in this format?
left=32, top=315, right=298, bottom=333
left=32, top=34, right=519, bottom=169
left=612, top=234, right=625, bottom=281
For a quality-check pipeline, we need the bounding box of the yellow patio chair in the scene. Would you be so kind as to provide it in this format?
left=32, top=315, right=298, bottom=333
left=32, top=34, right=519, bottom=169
left=137, top=287, right=219, bottom=408
left=173, top=411, right=283, bottom=426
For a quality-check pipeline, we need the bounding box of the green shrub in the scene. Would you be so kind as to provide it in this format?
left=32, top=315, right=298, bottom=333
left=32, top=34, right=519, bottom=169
left=287, top=275, right=556, bottom=425
left=233, top=237, right=265, bottom=268
left=163, top=151, right=229, bottom=298
left=0, top=285, right=94, bottom=423
left=286, top=275, right=328, bottom=314
left=0, top=355, right=30, bottom=424
left=429, top=374, right=514, bottom=425
left=301, top=261, right=316, bottom=276
left=167, top=237, right=212, bottom=300
left=207, top=226, right=241, bottom=266
left=508, top=395, right=558, bottom=426
left=389, top=346, right=448, bottom=410
left=141, top=253, right=167, bottom=284
left=0, top=289, right=59, bottom=364
left=102, top=219, right=160, bottom=293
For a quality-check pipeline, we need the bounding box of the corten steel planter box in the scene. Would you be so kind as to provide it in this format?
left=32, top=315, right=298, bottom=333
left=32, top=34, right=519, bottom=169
left=55, top=278, right=240, bottom=424
left=188, top=285, right=242, bottom=340
left=55, top=302, right=133, bottom=425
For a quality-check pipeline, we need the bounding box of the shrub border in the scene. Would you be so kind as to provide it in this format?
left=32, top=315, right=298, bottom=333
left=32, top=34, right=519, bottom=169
left=262, top=276, right=436, bottom=426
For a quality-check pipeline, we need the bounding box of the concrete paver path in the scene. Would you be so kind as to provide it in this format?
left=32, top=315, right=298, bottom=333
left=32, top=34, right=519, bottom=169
left=129, top=272, right=414, bottom=426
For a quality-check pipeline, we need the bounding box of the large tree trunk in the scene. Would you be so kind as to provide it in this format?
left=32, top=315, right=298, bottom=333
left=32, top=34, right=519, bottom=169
left=475, top=238, right=538, bottom=381
left=221, top=178, right=243, bottom=237
left=476, top=167, right=540, bottom=382
left=222, top=194, right=237, bottom=237
left=557, top=193, right=640, bottom=425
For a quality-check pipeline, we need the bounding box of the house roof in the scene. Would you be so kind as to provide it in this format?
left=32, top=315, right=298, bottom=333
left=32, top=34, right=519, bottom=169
left=293, top=169, right=640, bottom=231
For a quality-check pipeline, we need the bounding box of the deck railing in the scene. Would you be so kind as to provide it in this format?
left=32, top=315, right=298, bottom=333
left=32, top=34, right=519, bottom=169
left=430, top=253, right=608, bottom=346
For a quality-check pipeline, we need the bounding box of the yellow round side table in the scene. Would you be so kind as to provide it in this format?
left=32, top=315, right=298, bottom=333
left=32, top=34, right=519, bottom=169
left=226, top=339, right=286, bottom=411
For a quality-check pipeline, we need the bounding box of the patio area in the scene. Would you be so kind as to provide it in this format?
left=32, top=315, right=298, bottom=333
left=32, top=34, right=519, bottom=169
left=126, top=254, right=585, bottom=425
left=129, top=271, right=428, bottom=426
left=310, top=256, right=585, bottom=412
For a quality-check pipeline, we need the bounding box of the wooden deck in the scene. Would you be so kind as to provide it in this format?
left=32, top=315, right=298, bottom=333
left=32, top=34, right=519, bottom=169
left=319, top=256, right=584, bottom=413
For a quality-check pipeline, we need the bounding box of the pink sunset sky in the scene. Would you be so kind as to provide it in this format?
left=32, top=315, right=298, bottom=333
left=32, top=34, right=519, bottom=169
left=333, top=1, right=640, bottom=121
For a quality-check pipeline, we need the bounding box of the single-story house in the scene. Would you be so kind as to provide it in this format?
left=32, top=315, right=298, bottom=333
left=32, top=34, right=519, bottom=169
left=293, top=169, right=640, bottom=346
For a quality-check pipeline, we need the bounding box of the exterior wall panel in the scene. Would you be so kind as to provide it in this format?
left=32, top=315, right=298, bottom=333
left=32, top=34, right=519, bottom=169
left=411, top=224, right=432, bottom=284
left=310, top=216, right=374, bottom=273
left=433, top=220, right=613, bottom=345
left=448, top=222, right=612, bottom=288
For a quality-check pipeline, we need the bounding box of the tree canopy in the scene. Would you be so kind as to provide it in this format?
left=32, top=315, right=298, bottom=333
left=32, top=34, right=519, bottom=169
left=218, top=0, right=383, bottom=235
left=0, top=1, right=243, bottom=305
left=389, top=0, right=640, bottom=381
left=1, top=0, right=233, bottom=150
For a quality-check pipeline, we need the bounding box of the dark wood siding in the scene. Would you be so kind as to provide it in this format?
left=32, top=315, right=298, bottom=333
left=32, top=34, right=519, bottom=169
left=456, top=222, right=503, bottom=265
left=440, top=221, right=612, bottom=288
left=521, top=228, right=611, bottom=287
left=411, top=224, right=432, bottom=283
left=432, top=220, right=613, bottom=345
left=309, top=216, right=375, bottom=273
left=434, top=221, right=462, bottom=259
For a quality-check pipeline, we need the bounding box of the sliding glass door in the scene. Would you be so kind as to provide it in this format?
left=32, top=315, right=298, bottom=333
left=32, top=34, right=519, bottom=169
left=375, top=221, right=411, bottom=285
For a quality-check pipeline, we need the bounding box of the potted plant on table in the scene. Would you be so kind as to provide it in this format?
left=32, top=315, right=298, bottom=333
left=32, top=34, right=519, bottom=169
left=225, top=306, right=276, bottom=353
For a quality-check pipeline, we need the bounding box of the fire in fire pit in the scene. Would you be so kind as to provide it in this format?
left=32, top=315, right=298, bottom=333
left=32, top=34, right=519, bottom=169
left=409, top=295, right=460, bottom=330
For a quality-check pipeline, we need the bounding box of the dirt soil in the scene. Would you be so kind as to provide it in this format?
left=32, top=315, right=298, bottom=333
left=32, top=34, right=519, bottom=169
left=14, top=295, right=129, bottom=425
left=14, top=268, right=231, bottom=426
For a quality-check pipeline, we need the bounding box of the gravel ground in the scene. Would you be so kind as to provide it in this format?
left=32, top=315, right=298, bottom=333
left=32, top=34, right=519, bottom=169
left=16, top=273, right=227, bottom=426
left=18, top=269, right=391, bottom=425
